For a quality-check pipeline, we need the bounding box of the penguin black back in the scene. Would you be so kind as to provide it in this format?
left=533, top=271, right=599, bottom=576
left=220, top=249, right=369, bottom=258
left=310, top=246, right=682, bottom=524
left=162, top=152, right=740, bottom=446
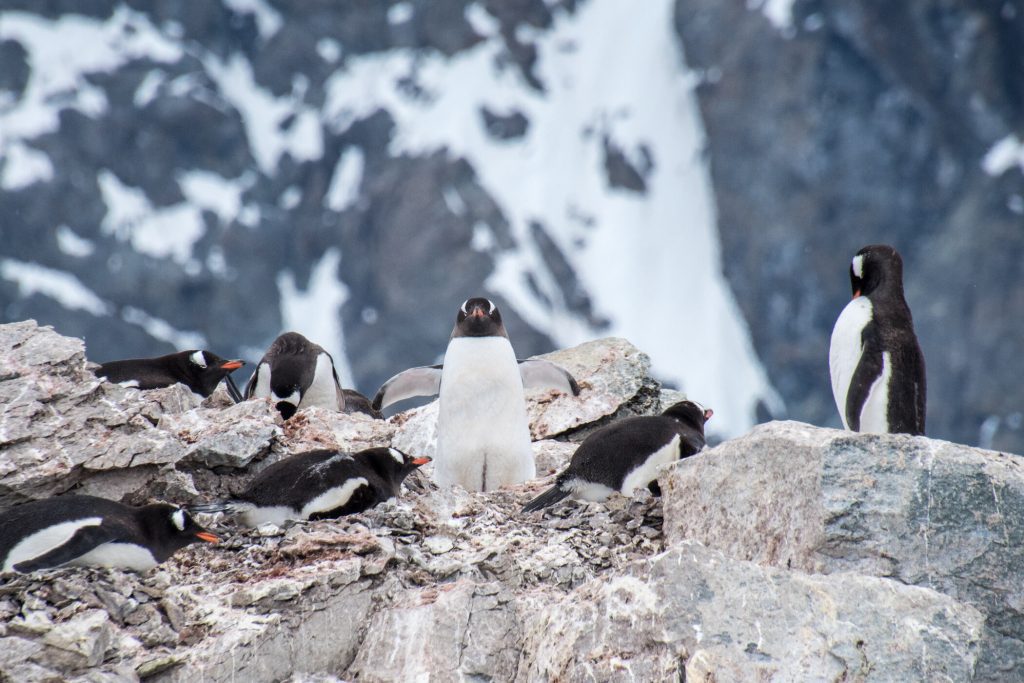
left=0, top=495, right=218, bottom=573
left=97, top=350, right=245, bottom=397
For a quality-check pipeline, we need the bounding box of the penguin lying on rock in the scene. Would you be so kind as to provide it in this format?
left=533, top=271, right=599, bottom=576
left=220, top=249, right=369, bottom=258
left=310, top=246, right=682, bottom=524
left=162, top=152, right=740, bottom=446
left=522, top=400, right=712, bottom=513
left=245, top=332, right=380, bottom=419
left=372, top=297, right=580, bottom=492
left=96, top=350, right=245, bottom=398
left=190, top=447, right=430, bottom=527
left=0, top=495, right=218, bottom=574
left=829, top=244, right=926, bottom=435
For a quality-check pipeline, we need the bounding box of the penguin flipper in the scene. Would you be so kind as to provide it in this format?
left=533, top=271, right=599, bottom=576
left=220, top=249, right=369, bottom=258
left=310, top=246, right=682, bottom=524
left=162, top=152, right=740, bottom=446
left=12, top=525, right=117, bottom=573
left=521, top=485, right=570, bottom=513
left=518, top=360, right=580, bottom=396
left=224, top=375, right=244, bottom=404
left=371, top=365, right=443, bottom=411
left=845, top=346, right=884, bottom=432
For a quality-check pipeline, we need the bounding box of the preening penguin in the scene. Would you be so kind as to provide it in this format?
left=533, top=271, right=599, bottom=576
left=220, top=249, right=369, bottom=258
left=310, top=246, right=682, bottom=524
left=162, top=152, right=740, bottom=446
left=829, top=244, right=926, bottom=435
left=0, top=495, right=218, bottom=574
left=96, top=350, right=245, bottom=398
left=245, top=332, right=380, bottom=419
left=522, top=400, right=712, bottom=513
left=190, top=447, right=430, bottom=527
left=372, top=297, right=580, bottom=492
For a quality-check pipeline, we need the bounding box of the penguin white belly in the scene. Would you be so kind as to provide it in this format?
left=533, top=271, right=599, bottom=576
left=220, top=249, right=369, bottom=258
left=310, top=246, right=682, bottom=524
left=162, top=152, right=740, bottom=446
left=620, top=434, right=682, bottom=496
left=2, top=517, right=102, bottom=572
left=829, top=297, right=873, bottom=429
left=71, top=542, right=159, bottom=572
left=299, top=353, right=341, bottom=410
left=250, top=363, right=272, bottom=399
left=858, top=351, right=892, bottom=434
left=436, top=337, right=533, bottom=491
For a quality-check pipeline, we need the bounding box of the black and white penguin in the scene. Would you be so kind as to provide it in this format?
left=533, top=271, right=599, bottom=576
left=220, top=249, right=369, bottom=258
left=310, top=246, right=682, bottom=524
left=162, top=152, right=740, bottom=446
left=244, top=332, right=380, bottom=419
left=829, top=244, right=926, bottom=435
left=0, top=495, right=218, bottom=574
left=522, top=400, right=712, bottom=513
left=372, top=297, right=580, bottom=492
left=190, top=447, right=430, bottom=526
left=96, top=350, right=245, bottom=398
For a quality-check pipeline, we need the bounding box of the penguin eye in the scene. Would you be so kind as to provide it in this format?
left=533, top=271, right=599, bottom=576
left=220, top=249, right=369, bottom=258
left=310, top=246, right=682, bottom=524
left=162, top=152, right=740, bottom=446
left=388, top=448, right=405, bottom=464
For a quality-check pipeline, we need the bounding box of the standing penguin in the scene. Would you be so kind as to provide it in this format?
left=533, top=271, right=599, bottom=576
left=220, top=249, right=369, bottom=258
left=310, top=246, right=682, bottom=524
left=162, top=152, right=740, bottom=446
left=0, top=495, right=218, bottom=574
left=245, top=332, right=380, bottom=419
left=829, top=244, right=926, bottom=435
left=189, top=447, right=430, bottom=526
left=372, top=297, right=580, bottom=492
left=96, top=350, right=245, bottom=398
left=522, top=400, right=712, bottom=513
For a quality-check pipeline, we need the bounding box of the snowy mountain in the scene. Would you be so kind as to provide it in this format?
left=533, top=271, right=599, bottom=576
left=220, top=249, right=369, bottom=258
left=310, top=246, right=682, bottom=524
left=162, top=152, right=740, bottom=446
left=0, top=0, right=1021, bottom=450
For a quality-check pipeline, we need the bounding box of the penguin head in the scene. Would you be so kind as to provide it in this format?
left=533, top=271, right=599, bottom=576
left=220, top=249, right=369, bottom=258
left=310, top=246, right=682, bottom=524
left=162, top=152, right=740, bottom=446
left=182, top=350, right=246, bottom=397
left=662, top=400, right=713, bottom=433
left=138, top=503, right=219, bottom=560
left=849, top=244, right=904, bottom=300
left=453, top=297, right=508, bottom=339
left=359, top=447, right=432, bottom=488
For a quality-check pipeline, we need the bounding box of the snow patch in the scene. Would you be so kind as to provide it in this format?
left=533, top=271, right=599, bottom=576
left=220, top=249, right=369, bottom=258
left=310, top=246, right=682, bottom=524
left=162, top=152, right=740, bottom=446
left=121, top=306, right=207, bottom=350
left=748, top=0, right=796, bottom=32
left=178, top=170, right=252, bottom=225
left=277, top=248, right=355, bottom=388
left=322, top=0, right=781, bottom=436
left=98, top=171, right=205, bottom=264
left=982, top=135, right=1024, bottom=176
left=56, top=226, right=96, bottom=258
left=388, top=3, right=414, bottom=25
left=0, top=8, right=182, bottom=142
left=0, top=259, right=110, bottom=316
left=325, top=148, right=365, bottom=212
left=0, top=142, right=53, bottom=190
left=203, top=53, right=323, bottom=173
left=223, top=0, right=283, bottom=40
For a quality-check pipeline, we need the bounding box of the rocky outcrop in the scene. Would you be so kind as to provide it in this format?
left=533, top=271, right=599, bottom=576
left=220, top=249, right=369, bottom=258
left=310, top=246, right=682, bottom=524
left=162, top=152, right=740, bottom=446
left=1, top=321, right=1020, bottom=681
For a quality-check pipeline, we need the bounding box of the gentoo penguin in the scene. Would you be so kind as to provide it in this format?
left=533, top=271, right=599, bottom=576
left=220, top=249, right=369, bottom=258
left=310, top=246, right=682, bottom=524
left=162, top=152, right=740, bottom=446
left=829, top=244, right=926, bottom=435
left=0, top=495, right=218, bottom=574
left=372, top=297, right=580, bottom=492
left=96, top=350, right=245, bottom=398
left=244, top=332, right=380, bottom=419
left=522, top=400, right=712, bottom=513
left=190, top=447, right=430, bottom=526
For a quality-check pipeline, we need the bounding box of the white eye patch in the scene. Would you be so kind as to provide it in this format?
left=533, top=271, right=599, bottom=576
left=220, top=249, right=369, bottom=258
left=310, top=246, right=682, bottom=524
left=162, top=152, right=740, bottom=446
left=487, top=299, right=496, bottom=314
left=171, top=509, right=186, bottom=531
left=190, top=351, right=207, bottom=368
left=851, top=255, right=865, bottom=279
left=460, top=300, right=469, bottom=315
left=388, top=448, right=405, bottom=464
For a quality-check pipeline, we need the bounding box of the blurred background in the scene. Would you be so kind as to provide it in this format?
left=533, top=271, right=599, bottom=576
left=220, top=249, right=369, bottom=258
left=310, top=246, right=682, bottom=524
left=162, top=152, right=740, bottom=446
left=0, top=0, right=1021, bottom=449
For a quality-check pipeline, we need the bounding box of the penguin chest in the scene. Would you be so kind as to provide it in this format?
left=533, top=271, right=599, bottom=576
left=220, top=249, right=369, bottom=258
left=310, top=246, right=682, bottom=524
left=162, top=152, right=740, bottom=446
left=620, top=434, right=681, bottom=496
left=298, top=353, right=341, bottom=410
left=437, top=337, right=532, bottom=490
left=829, top=296, right=873, bottom=430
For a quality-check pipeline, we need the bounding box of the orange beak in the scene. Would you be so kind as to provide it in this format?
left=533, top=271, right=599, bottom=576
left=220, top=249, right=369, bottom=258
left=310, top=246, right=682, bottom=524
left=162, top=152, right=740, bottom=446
left=220, top=360, right=245, bottom=370
left=852, top=290, right=861, bottom=299
left=704, top=408, right=714, bottom=421
left=195, top=531, right=220, bottom=544
left=411, top=456, right=432, bottom=466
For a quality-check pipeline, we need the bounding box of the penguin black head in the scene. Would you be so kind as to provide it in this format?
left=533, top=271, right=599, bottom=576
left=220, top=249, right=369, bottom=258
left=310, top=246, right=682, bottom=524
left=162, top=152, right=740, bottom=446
left=453, top=297, right=508, bottom=339
left=359, top=447, right=432, bottom=489
left=137, top=504, right=219, bottom=560
left=182, top=351, right=246, bottom=397
left=849, top=244, right=904, bottom=300
left=662, top=400, right=713, bottom=433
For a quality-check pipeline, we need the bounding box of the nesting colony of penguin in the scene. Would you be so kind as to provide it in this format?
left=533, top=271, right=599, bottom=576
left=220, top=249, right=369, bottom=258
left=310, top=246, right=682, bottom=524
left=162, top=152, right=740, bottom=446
left=1, top=245, right=928, bottom=579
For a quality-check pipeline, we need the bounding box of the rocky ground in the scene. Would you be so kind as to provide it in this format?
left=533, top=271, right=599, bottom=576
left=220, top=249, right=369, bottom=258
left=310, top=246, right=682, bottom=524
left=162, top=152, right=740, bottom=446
left=0, top=320, right=1021, bottom=681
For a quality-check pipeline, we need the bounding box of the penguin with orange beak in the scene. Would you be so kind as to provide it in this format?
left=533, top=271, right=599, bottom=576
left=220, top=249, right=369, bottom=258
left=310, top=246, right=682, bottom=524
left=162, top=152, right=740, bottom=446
left=96, top=350, right=245, bottom=398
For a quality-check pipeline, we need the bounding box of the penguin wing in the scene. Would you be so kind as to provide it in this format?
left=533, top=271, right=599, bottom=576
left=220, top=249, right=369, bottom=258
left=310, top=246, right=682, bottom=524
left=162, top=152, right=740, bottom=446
left=518, top=360, right=580, bottom=396
left=371, top=365, right=443, bottom=411
left=845, top=344, right=884, bottom=432
left=12, top=524, right=118, bottom=573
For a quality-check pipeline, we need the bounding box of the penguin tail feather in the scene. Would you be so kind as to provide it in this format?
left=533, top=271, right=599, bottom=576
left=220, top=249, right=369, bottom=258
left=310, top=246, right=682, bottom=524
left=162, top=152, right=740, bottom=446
left=188, top=501, right=239, bottom=515
left=521, top=486, right=569, bottom=514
